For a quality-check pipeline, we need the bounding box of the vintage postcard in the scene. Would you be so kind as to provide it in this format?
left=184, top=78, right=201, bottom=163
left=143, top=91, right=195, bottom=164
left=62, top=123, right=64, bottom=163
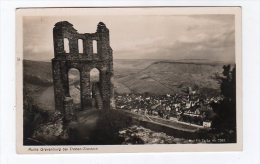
left=16, top=7, right=242, bottom=153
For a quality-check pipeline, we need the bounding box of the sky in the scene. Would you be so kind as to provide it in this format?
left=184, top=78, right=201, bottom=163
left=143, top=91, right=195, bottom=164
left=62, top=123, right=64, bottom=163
left=23, top=14, right=235, bottom=62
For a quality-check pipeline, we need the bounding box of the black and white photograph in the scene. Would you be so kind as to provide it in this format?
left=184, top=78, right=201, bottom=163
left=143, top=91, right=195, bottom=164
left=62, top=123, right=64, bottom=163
left=16, top=7, right=242, bottom=153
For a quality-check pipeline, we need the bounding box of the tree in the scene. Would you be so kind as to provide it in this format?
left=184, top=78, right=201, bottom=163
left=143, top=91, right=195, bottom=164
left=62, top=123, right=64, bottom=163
left=211, top=65, right=236, bottom=131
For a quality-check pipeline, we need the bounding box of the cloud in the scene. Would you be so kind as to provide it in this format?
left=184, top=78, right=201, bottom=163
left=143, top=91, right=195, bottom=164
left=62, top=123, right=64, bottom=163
left=115, top=22, right=235, bottom=62
left=23, top=14, right=235, bottom=62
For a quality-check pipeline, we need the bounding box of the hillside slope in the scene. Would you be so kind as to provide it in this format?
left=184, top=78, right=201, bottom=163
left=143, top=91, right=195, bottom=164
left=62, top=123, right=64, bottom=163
left=117, top=61, right=223, bottom=95
left=23, top=59, right=224, bottom=110
left=23, top=60, right=53, bottom=86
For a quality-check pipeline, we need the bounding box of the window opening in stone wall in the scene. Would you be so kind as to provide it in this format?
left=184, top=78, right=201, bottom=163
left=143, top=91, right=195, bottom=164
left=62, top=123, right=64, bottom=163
left=90, top=68, right=100, bottom=83
left=68, top=68, right=81, bottom=108
left=90, top=68, right=100, bottom=99
left=93, top=40, right=97, bottom=54
left=64, top=38, right=70, bottom=53
left=78, top=39, right=83, bottom=53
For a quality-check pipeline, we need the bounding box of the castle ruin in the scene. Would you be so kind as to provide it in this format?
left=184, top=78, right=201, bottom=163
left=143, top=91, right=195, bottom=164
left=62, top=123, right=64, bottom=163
left=52, top=21, right=113, bottom=115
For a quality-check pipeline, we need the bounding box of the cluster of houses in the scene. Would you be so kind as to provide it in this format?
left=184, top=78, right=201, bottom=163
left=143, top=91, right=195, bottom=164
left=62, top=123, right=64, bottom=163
left=115, top=91, right=223, bottom=128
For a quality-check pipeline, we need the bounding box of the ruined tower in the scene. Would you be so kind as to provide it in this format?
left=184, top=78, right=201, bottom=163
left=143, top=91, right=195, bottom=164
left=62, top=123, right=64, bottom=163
left=52, top=21, right=113, bottom=113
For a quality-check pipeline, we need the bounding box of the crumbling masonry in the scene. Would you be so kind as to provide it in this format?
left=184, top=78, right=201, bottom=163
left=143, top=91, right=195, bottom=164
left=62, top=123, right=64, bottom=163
left=52, top=21, right=113, bottom=114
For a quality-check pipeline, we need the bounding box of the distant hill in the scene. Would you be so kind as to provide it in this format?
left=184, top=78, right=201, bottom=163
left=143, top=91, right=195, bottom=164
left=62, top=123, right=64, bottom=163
left=117, top=60, right=224, bottom=95
left=171, top=59, right=233, bottom=65
left=23, top=60, right=53, bottom=86
left=23, top=59, right=225, bottom=110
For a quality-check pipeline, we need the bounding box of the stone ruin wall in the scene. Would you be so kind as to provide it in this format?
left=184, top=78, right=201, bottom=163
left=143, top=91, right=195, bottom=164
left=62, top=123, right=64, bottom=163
left=52, top=21, right=113, bottom=115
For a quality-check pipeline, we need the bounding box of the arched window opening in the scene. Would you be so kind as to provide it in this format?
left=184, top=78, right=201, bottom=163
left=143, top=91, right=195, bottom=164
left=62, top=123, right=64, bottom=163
left=90, top=68, right=100, bottom=99
left=64, top=38, right=70, bottom=53
left=68, top=68, right=81, bottom=108
left=90, top=68, right=100, bottom=83
left=78, top=39, right=83, bottom=53
left=93, top=40, right=97, bottom=54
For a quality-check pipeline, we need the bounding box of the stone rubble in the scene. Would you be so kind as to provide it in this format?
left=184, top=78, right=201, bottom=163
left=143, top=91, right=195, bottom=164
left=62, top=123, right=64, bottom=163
left=119, top=125, right=194, bottom=144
